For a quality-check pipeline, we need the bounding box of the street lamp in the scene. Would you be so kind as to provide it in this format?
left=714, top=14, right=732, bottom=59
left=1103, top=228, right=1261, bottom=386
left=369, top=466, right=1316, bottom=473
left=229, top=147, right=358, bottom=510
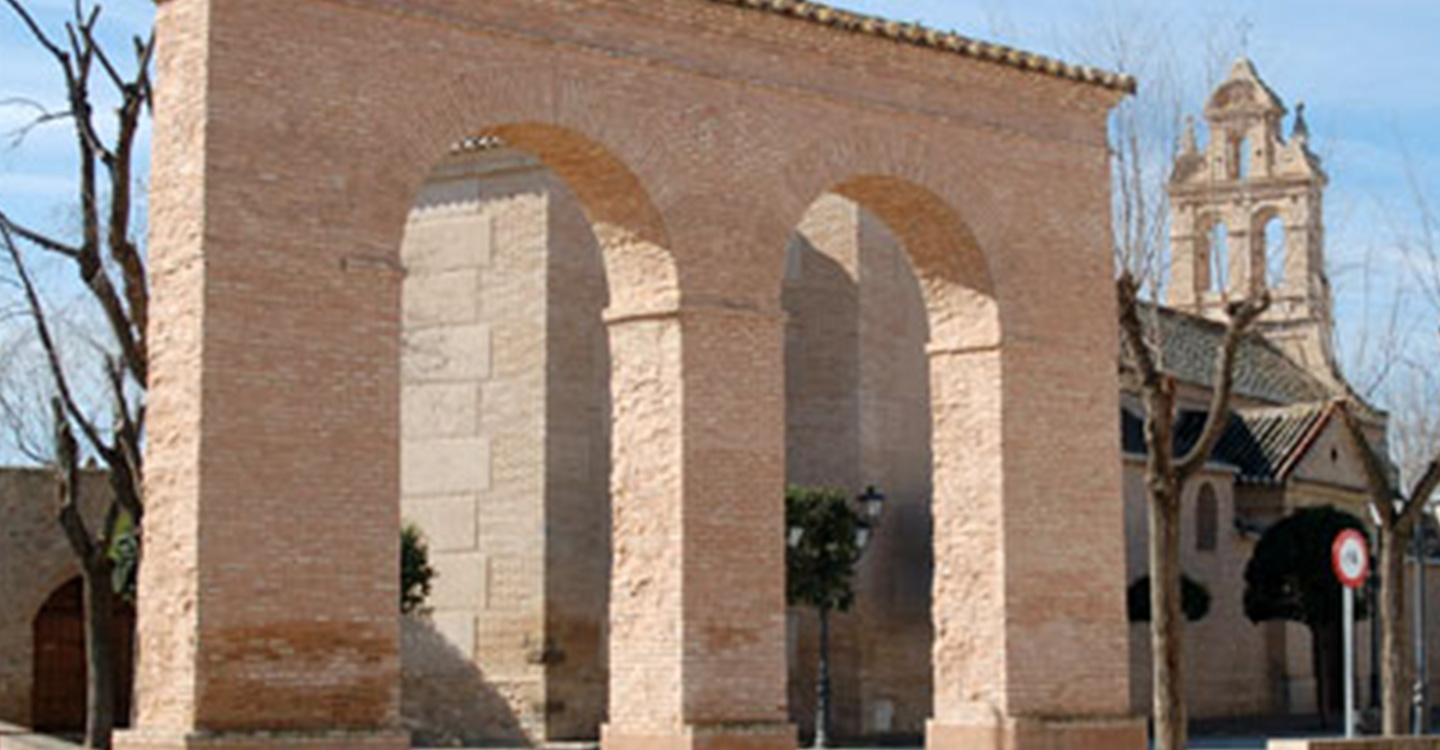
left=858, top=485, right=887, bottom=529
left=788, top=485, right=887, bottom=749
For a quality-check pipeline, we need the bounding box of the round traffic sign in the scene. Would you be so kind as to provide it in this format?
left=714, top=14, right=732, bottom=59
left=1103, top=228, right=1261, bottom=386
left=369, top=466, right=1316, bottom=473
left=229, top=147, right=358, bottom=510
left=1332, top=530, right=1370, bottom=589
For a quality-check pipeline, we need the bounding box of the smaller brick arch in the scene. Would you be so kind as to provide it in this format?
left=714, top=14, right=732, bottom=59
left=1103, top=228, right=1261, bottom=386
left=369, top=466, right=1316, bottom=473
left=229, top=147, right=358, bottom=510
left=407, top=125, right=678, bottom=318
left=829, top=176, right=997, bottom=352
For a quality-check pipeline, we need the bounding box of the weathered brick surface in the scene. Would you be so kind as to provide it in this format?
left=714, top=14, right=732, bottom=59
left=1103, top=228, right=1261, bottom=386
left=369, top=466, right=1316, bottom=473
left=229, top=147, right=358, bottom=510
left=125, top=2, right=1132, bottom=749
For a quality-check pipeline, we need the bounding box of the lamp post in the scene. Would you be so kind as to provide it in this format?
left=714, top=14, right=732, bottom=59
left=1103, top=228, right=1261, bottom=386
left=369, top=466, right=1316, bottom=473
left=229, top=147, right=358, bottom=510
left=1414, top=517, right=1430, bottom=734
left=787, top=485, right=887, bottom=749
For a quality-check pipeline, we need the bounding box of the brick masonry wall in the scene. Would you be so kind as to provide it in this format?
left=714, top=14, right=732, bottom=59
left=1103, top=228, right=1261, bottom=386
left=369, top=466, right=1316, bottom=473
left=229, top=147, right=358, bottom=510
left=128, top=0, right=1132, bottom=747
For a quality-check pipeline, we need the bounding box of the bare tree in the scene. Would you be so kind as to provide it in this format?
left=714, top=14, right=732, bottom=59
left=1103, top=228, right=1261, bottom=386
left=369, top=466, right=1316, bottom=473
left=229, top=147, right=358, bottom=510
left=1335, top=158, right=1440, bottom=736
left=1339, top=400, right=1439, bottom=736
left=0, top=1, right=151, bottom=746
left=1118, top=278, right=1268, bottom=750
left=1088, top=7, right=1259, bottom=749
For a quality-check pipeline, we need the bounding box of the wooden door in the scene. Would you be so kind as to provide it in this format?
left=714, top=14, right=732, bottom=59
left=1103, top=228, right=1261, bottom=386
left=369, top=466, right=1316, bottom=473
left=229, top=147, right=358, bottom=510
left=31, top=578, right=135, bottom=732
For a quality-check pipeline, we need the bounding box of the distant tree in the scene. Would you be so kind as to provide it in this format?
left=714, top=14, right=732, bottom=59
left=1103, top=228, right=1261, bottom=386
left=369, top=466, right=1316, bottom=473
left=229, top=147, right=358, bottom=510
left=1127, top=574, right=1212, bottom=623
left=1244, top=506, right=1369, bottom=727
left=786, top=486, right=866, bottom=748
left=1332, top=158, right=1440, bottom=733
left=401, top=524, right=436, bottom=615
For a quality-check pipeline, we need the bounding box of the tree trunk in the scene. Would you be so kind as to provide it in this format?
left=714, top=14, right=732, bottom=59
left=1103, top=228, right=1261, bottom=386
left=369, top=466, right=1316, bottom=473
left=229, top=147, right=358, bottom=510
left=814, top=607, right=831, bottom=749
left=81, top=560, right=116, bottom=749
left=1150, top=482, right=1186, bottom=750
left=1380, top=525, right=1411, bottom=735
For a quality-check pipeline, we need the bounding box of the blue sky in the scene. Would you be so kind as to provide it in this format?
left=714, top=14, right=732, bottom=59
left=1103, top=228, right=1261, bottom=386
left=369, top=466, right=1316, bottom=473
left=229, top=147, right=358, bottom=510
left=2, top=0, right=1438, bottom=423
left=829, top=1, right=1440, bottom=394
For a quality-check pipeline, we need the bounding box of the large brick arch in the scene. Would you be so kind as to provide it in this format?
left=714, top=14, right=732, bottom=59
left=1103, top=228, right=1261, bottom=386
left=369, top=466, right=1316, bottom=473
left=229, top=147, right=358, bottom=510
left=125, top=2, right=1138, bottom=750
left=771, top=160, right=1013, bottom=726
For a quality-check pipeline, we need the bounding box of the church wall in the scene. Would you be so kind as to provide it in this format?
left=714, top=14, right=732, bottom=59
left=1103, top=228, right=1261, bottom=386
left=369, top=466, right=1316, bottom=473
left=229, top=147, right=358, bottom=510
left=1123, top=461, right=1282, bottom=719
left=1291, top=420, right=1371, bottom=495
left=400, top=150, right=551, bottom=744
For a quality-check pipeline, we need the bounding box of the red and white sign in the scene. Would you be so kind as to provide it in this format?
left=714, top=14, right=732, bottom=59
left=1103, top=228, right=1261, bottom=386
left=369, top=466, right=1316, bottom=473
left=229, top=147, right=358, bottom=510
left=1332, top=530, right=1370, bottom=589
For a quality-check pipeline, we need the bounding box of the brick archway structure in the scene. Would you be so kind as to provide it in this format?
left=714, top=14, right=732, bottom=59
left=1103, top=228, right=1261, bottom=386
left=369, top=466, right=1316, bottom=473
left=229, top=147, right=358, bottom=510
left=122, top=3, right=1141, bottom=750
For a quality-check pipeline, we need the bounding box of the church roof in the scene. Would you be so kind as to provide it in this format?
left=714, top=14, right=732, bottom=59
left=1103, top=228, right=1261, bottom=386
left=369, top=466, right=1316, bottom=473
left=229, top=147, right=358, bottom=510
left=1123, top=402, right=1335, bottom=484
left=1126, top=304, right=1335, bottom=406
left=1121, top=305, right=1390, bottom=484
left=704, top=0, right=1137, bottom=93
left=1204, top=403, right=1334, bottom=484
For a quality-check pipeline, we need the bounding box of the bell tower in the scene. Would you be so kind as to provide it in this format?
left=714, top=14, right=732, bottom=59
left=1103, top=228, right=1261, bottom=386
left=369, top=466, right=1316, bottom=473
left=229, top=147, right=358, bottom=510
left=1167, top=59, right=1337, bottom=381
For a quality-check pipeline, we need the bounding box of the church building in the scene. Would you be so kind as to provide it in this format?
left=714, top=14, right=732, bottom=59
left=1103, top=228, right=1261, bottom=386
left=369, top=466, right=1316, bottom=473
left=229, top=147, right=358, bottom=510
left=1120, top=58, right=1392, bottom=722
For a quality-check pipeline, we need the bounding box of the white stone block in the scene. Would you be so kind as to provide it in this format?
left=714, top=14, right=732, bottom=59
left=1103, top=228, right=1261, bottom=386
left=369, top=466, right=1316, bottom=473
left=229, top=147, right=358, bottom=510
left=403, top=436, right=491, bottom=495
left=401, top=213, right=492, bottom=271
left=402, top=323, right=491, bottom=383
left=403, top=383, right=479, bottom=439
left=428, top=551, right=486, bottom=610
left=404, top=269, right=479, bottom=329
left=402, top=494, right=478, bottom=552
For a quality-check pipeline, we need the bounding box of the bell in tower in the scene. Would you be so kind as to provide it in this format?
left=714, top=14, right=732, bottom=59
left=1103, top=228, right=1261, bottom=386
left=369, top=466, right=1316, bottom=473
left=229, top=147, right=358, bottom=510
left=1166, top=58, right=1338, bottom=383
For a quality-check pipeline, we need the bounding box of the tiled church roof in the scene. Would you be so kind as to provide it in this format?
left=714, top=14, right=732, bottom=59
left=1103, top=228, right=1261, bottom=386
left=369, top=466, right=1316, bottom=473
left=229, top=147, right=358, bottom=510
left=1119, top=305, right=1384, bottom=484
left=1122, top=403, right=1334, bottom=484
left=1126, top=304, right=1335, bottom=406
left=704, top=0, right=1138, bottom=94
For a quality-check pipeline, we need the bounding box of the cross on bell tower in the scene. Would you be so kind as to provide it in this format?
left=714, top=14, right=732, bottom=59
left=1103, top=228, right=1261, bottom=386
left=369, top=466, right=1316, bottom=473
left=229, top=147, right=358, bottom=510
left=1167, top=58, right=1338, bottom=381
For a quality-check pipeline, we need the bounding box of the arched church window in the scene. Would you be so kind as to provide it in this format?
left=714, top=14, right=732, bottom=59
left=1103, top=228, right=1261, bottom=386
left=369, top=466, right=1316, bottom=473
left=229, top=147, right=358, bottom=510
left=1230, top=136, right=1252, bottom=180
left=1262, top=213, right=1286, bottom=286
left=1196, top=483, right=1219, bottom=552
left=1207, top=220, right=1229, bottom=294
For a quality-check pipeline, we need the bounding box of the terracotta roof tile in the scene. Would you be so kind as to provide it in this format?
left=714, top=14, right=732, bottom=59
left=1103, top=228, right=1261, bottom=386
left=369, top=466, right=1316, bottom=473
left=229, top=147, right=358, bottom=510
left=704, top=0, right=1137, bottom=94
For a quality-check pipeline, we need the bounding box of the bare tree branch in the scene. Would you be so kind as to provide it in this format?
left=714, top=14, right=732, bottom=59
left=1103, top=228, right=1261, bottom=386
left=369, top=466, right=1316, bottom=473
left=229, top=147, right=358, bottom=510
left=1176, top=293, right=1271, bottom=481
left=0, top=208, right=82, bottom=259
left=1, top=220, right=112, bottom=458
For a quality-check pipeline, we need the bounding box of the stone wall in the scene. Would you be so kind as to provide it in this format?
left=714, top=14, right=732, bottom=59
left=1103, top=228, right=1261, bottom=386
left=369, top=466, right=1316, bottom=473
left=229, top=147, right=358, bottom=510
left=399, top=148, right=611, bottom=744
left=400, top=149, right=551, bottom=744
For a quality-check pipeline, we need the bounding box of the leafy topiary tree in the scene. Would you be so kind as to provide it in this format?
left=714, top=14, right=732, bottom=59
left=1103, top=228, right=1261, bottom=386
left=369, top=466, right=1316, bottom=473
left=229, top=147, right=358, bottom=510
left=786, top=486, right=866, bottom=748
left=402, top=524, right=437, bottom=615
left=1128, top=574, right=1212, bottom=623
left=1244, top=506, right=1369, bottom=727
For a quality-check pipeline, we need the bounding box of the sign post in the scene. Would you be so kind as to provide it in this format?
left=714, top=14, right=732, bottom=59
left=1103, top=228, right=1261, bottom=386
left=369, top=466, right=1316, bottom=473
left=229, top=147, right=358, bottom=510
left=1333, top=529, right=1371, bottom=738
